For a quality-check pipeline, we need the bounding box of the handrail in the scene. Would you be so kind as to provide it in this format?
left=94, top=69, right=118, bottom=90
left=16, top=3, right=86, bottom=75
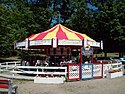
left=0, top=64, right=67, bottom=78
left=0, top=61, right=21, bottom=65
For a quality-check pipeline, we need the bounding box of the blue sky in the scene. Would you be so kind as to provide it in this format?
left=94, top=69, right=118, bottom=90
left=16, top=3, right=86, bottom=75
left=87, top=3, right=98, bottom=10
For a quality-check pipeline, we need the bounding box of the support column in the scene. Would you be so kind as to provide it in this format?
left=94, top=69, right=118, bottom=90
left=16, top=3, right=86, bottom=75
left=91, top=47, right=94, bottom=63
left=80, top=47, right=82, bottom=64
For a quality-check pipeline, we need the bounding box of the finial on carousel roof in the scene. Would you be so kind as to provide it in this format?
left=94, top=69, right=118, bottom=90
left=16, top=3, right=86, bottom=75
left=57, top=11, right=61, bottom=24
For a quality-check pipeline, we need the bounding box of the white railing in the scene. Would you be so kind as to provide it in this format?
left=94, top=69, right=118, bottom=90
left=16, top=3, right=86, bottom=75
left=103, top=62, right=122, bottom=77
left=0, top=61, right=21, bottom=71
left=0, top=61, right=122, bottom=79
left=111, top=62, right=122, bottom=70
left=0, top=61, right=21, bottom=65
left=0, top=64, right=67, bottom=79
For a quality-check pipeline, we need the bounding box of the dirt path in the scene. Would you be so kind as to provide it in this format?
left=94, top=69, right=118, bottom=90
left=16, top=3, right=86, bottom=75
left=11, top=76, right=125, bottom=94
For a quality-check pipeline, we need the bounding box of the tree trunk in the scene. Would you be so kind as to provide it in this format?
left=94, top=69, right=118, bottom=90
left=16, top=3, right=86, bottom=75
left=104, top=52, right=107, bottom=58
left=119, top=52, right=123, bottom=58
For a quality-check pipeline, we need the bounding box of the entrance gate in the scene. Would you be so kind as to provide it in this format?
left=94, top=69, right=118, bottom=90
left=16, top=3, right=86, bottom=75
left=68, top=63, right=104, bottom=81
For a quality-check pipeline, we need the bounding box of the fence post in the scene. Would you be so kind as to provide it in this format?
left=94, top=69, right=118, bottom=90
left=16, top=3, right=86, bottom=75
left=101, top=63, right=103, bottom=78
left=65, top=67, right=67, bottom=78
left=0, top=63, right=1, bottom=72
left=15, top=62, right=16, bottom=66
left=122, top=65, right=125, bottom=74
left=6, top=62, right=8, bottom=70
left=103, top=64, right=105, bottom=78
left=117, top=62, right=119, bottom=69
left=37, top=68, right=39, bottom=76
left=12, top=64, right=17, bottom=77
left=12, top=68, right=15, bottom=77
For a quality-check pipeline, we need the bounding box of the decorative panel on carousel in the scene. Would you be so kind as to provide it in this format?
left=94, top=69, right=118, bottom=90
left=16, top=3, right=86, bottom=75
left=81, top=64, right=93, bottom=80
left=68, top=64, right=80, bottom=80
left=93, top=63, right=103, bottom=78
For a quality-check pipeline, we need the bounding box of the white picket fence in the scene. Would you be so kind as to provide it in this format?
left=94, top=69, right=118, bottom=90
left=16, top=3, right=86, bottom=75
left=0, top=62, right=67, bottom=80
left=0, top=61, right=21, bottom=66
left=0, top=60, right=123, bottom=80
left=103, top=62, right=122, bottom=77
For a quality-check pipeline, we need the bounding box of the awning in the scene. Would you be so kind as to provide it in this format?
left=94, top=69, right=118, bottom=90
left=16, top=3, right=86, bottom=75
left=15, top=24, right=102, bottom=49
left=28, top=24, right=95, bottom=41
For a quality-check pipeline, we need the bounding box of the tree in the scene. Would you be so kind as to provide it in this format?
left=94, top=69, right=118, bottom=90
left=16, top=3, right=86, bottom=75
left=0, top=0, right=54, bottom=57
left=27, top=0, right=54, bottom=34
left=94, top=0, right=125, bottom=57
left=65, top=0, right=97, bottom=39
left=0, top=0, right=36, bottom=56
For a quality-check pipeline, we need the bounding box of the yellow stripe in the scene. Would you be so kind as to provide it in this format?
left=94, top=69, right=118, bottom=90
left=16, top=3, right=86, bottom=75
left=61, top=25, right=95, bottom=41
left=60, top=25, right=81, bottom=40
left=43, top=25, right=59, bottom=39
left=29, top=33, right=40, bottom=40
left=29, top=25, right=58, bottom=40
left=81, top=34, right=95, bottom=41
left=44, top=24, right=58, bottom=33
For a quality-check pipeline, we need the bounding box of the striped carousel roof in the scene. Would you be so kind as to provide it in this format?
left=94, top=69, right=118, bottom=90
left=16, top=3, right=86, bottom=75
left=28, top=24, right=95, bottom=41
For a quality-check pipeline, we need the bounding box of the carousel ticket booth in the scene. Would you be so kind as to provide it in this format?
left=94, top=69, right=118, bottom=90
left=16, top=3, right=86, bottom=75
left=82, top=45, right=93, bottom=64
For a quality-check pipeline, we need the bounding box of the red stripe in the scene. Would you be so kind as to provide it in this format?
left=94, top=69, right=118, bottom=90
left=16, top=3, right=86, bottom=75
left=33, top=32, right=48, bottom=40
left=33, top=25, right=58, bottom=40
left=74, top=33, right=84, bottom=40
left=56, top=25, right=68, bottom=40
left=62, top=25, right=84, bottom=40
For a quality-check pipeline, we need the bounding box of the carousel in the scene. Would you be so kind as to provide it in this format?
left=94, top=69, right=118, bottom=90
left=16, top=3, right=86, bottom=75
left=15, top=24, right=103, bottom=67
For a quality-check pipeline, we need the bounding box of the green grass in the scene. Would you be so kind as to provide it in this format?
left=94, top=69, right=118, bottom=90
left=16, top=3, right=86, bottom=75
left=107, top=53, right=119, bottom=57
left=0, top=56, right=21, bottom=62
left=94, top=53, right=124, bottom=58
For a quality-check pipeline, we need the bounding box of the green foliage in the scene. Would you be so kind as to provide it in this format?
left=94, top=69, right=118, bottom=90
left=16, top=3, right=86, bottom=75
left=0, top=0, right=125, bottom=57
left=0, top=0, right=52, bottom=57
left=94, top=0, right=125, bottom=55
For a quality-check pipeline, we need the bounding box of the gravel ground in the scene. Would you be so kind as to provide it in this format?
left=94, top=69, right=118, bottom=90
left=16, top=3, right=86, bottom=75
left=5, top=75, right=125, bottom=94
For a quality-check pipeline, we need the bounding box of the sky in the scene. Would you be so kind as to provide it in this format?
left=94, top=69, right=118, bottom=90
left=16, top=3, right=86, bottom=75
left=87, top=3, right=98, bottom=10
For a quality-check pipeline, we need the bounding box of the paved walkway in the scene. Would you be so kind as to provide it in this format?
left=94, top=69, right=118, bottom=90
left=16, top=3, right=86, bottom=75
left=11, top=75, right=125, bottom=94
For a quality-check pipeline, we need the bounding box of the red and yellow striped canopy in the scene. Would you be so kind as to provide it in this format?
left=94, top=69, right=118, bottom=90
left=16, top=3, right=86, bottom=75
left=28, top=24, right=95, bottom=41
